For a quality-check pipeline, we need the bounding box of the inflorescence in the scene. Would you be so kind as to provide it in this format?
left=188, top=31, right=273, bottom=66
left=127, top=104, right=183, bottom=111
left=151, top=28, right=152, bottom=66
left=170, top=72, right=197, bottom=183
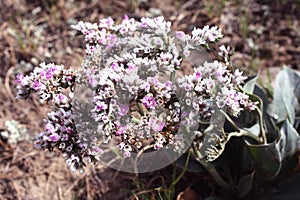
left=16, top=16, right=256, bottom=172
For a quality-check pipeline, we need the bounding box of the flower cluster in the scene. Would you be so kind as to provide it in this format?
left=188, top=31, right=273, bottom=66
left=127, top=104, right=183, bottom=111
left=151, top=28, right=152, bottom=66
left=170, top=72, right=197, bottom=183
left=178, top=61, right=257, bottom=118
left=91, top=75, right=182, bottom=157
left=16, top=62, right=75, bottom=104
left=16, top=16, right=256, bottom=172
left=71, top=15, right=222, bottom=56
left=176, top=25, right=223, bottom=52
left=16, top=63, right=101, bottom=171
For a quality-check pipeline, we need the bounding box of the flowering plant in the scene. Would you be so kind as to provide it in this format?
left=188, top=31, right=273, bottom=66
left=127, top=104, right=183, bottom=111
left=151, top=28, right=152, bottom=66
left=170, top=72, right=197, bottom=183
left=16, top=16, right=300, bottom=198
left=15, top=16, right=258, bottom=172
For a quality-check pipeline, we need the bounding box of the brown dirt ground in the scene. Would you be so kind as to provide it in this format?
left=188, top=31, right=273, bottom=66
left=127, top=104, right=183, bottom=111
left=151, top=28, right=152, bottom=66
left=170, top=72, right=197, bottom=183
left=0, top=0, right=299, bottom=199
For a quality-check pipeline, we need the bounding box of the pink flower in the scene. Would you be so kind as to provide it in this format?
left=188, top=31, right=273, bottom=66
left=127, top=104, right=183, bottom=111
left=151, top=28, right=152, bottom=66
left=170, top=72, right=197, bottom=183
left=141, top=82, right=151, bottom=92
left=196, top=71, right=202, bottom=79
left=33, top=80, right=45, bottom=90
left=154, top=143, right=163, bottom=150
left=126, top=63, right=136, bottom=73
left=48, top=133, right=60, bottom=142
left=111, top=63, right=120, bottom=71
left=116, top=126, right=126, bottom=136
left=50, top=65, right=58, bottom=73
left=106, top=34, right=116, bottom=47
left=66, top=76, right=73, bottom=82
left=142, top=94, right=156, bottom=109
left=165, top=81, right=172, bottom=90
left=65, top=127, right=73, bottom=134
left=149, top=77, right=159, bottom=86
left=93, top=146, right=102, bottom=153
left=123, top=151, right=131, bottom=158
left=208, top=33, right=216, bottom=42
left=149, top=118, right=165, bottom=132
left=46, top=69, right=53, bottom=79
left=15, top=74, right=24, bottom=83
left=118, top=142, right=125, bottom=150
left=183, top=83, right=192, bottom=91
left=89, top=76, right=95, bottom=87
left=106, top=17, right=114, bottom=26
left=40, top=70, right=46, bottom=79
left=58, top=93, right=66, bottom=101
left=176, top=31, right=185, bottom=39
left=45, top=123, right=55, bottom=133
left=141, top=22, right=148, bottom=27
left=183, top=48, right=190, bottom=57
left=96, top=101, right=108, bottom=111
left=101, top=115, right=109, bottom=123
left=123, top=15, right=129, bottom=20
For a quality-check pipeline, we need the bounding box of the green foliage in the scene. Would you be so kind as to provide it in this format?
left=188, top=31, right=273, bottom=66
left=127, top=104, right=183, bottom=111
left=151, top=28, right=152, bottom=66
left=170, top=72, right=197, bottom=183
left=246, top=139, right=281, bottom=180
left=189, top=67, right=300, bottom=199
left=237, top=172, right=255, bottom=198
left=243, top=74, right=259, bottom=94
left=268, top=67, right=300, bottom=124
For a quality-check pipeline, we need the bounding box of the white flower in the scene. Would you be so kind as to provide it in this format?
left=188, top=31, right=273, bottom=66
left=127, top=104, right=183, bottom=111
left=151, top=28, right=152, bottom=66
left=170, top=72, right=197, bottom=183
left=191, top=25, right=223, bottom=46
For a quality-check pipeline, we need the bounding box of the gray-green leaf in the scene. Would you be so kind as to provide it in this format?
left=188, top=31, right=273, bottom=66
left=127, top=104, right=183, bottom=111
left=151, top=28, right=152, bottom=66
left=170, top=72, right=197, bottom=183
left=268, top=67, right=300, bottom=123
left=237, top=171, right=255, bottom=198
left=243, top=74, right=259, bottom=94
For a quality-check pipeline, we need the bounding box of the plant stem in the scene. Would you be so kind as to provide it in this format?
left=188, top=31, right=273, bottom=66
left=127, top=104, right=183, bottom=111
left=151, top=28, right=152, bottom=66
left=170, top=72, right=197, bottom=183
left=171, top=152, right=191, bottom=187
left=255, top=106, right=267, bottom=144
left=193, top=146, right=230, bottom=190
left=220, top=110, right=262, bottom=143
left=170, top=71, right=175, bottom=84
left=167, top=152, right=191, bottom=200
left=229, top=130, right=261, bottom=143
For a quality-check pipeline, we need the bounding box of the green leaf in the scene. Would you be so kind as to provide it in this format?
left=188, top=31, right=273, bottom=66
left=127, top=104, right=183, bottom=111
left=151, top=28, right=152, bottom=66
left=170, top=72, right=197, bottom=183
left=253, top=84, right=269, bottom=115
left=231, top=108, right=257, bottom=130
left=268, top=67, right=300, bottom=124
left=264, top=115, right=278, bottom=142
left=245, top=119, right=300, bottom=181
left=237, top=171, right=255, bottom=198
left=243, top=123, right=260, bottom=138
left=245, top=139, right=281, bottom=181
left=243, top=74, right=259, bottom=94
left=277, top=120, right=300, bottom=160
left=275, top=120, right=300, bottom=179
